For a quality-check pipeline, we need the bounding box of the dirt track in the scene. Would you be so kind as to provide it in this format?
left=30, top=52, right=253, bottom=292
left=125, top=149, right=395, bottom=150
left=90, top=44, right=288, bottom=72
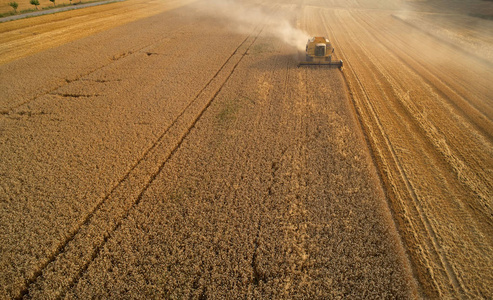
left=1, top=0, right=492, bottom=298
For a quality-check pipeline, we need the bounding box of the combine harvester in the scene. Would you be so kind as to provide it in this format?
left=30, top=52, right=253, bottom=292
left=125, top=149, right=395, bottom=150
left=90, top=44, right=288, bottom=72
left=299, top=36, right=343, bottom=69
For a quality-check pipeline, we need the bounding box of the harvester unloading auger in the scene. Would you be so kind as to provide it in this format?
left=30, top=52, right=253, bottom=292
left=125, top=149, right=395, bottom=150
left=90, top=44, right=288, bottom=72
left=298, top=36, right=343, bottom=68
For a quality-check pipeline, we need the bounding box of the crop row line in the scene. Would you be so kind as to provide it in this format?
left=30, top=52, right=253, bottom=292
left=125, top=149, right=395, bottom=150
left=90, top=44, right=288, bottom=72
left=325, top=10, right=436, bottom=294
left=322, top=9, right=462, bottom=297
left=61, top=32, right=260, bottom=296
left=354, top=12, right=493, bottom=206
left=20, top=26, right=263, bottom=299
left=14, top=22, right=203, bottom=300
left=353, top=11, right=468, bottom=296
left=7, top=20, right=197, bottom=113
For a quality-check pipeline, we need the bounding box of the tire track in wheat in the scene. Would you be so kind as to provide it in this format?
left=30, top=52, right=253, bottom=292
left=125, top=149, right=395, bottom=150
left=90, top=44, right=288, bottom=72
left=22, top=28, right=263, bottom=299
left=6, top=21, right=199, bottom=113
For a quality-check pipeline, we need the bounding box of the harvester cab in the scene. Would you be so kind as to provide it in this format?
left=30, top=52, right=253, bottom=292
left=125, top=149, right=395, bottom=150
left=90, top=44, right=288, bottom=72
left=299, top=36, right=343, bottom=68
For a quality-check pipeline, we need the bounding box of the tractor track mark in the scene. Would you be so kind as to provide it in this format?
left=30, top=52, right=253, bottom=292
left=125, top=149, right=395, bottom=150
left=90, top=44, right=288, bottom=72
left=61, top=28, right=263, bottom=297
left=251, top=145, right=290, bottom=286
left=363, top=12, right=493, bottom=202
left=14, top=23, right=199, bottom=299
left=352, top=11, right=493, bottom=226
left=351, top=8, right=492, bottom=288
left=349, top=11, right=492, bottom=296
left=21, top=29, right=262, bottom=299
left=323, top=8, right=472, bottom=298
left=251, top=219, right=264, bottom=285
left=5, top=22, right=196, bottom=113
left=354, top=11, right=493, bottom=152
left=337, top=35, right=437, bottom=298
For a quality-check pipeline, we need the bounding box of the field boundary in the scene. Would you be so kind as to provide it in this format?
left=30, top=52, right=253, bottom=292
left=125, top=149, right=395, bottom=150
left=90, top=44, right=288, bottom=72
left=0, top=0, right=125, bottom=23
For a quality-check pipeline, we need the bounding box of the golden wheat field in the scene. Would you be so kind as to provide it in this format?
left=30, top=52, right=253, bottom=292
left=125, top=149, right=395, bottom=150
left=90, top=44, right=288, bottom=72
left=0, top=0, right=492, bottom=298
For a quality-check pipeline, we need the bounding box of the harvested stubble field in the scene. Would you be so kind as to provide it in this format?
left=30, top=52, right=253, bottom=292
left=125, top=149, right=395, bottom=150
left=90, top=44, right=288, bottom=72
left=0, top=0, right=492, bottom=299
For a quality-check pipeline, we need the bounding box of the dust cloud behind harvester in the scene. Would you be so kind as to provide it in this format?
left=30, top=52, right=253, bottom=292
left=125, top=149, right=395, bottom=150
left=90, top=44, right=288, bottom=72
left=194, top=0, right=310, bottom=51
